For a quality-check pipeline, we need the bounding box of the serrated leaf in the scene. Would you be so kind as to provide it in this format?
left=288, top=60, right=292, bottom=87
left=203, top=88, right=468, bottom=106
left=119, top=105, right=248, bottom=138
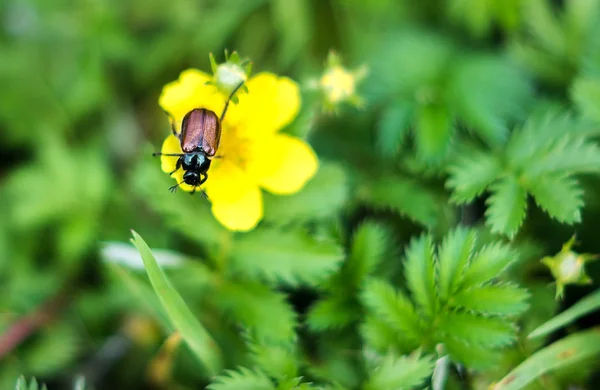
left=207, top=367, right=275, bottom=390
left=437, top=227, right=477, bottom=301
left=447, top=150, right=502, bottom=203
left=527, top=174, right=583, bottom=223
left=441, top=312, right=515, bottom=347
left=216, top=281, right=296, bottom=343
left=444, top=338, right=501, bottom=369
left=494, top=329, right=600, bottom=390
left=405, top=235, right=437, bottom=316
left=415, top=103, right=453, bottom=162
left=247, top=338, right=298, bottom=380
left=451, top=284, right=529, bottom=315
left=377, top=101, right=413, bottom=157
left=572, top=77, right=600, bottom=122
left=523, top=137, right=600, bottom=177
left=361, top=317, right=404, bottom=352
left=15, top=377, right=47, bottom=390
left=364, top=175, right=440, bottom=227
left=364, top=354, right=435, bottom=390
left=361, top=279, right=420, bottom=342
left=346, top=221, right=390, bottom=287
left=485, top=176, right=527, bottom=237
left=306, top=296, right=357, bottom=330
left=461, top=242, right=517, bottom=287
left=529, top=289, right=600, bottom=339
left=263, top=163, right=348, bottom=224
left=131, top=231, right=222, bottom=375
left=230, top=228, right=344, bottom=286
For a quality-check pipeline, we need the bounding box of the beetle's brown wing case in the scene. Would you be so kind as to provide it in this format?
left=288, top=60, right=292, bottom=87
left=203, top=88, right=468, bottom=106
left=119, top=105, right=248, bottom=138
left=200, top=110, right=221, bottom=157
left=180, top=108, right=221, bottom=155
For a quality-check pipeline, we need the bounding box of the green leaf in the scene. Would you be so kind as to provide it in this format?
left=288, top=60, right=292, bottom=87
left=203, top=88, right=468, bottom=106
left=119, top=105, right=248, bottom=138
left=451, top=284, right=529, bottom=316
left=230, top=228, right=344, bottom=286
left=485, top=175, right=527, bottom=237
left=346, top=221, right=390, bottom=287
left=306, top=296, right=357, bottom=330
left=247, top=337, right=298, bottom=380
left=207, top=367, right=275, bottom=390
left=377, top=101, right=413, bottom=157
left=523, top=137, right=600, bottom=177
left=444, top=337, right=501, bottom=369
left=441, top=312, right=516, bottom=347
left=131, top=231, right=222, bottom=375
left=216, top=281, right=296, bottom=343
left=361, top=279, right=420, bottom=342
left=494, top=329, right=600, bottom=390
left=405, top=235, right=437, bottom=316
left=529, top=289, right=600, bottom=339
left=449, top=55, right=531, bottom=145
left=22, top=322, right=80, bottom=376
left=437, top=227, right=476, bottom=301
left=415, top=103, right=453, bottom=162
left=527, top=174, right=583, bottom=223
left=363, top=175, right=440, bottom=227
left=15, top=377, right=47, bottom=390
left=572, top=77, right=600, bottom=122
left=361, top=317, right=404, bottom=352
left=447, top=150, right=502, bottom=203
left=108, top=264, right=172, bottom=331
left=364, top=354, right=434, bottom=390
left=263, top=163, right=348, bottom=224
left=461, top=242, right=517, bottom=287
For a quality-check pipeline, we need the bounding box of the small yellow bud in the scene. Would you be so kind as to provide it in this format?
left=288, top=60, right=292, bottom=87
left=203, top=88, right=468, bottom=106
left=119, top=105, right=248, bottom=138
left=541, top=236, right=597, bottom=299
left=320, top=65, right=357, bottom=104
left=209, top=50, right=252, bottom=96
left=310, top=50, right=367, bottom=112
left=215, top=63, right=248, bottom=95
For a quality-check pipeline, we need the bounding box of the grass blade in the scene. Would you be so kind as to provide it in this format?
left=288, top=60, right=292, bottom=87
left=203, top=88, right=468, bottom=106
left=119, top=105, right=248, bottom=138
left=494, top=329, right=600, bottom=390
left=131, top=230, right=222, bottom=375
left=528, top=289, right=600, bottom=339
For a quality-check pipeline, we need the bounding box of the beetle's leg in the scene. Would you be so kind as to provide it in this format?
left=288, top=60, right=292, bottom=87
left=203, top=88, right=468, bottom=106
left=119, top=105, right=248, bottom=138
left=198, top=173, right=208, bottom=186
left=169, top=159, right=182, bottom=176
left=190, top=187, right=196, bottom=196
left=169, top=181, right=184, bottom=193
left=220, top=81, right=245, bottom=122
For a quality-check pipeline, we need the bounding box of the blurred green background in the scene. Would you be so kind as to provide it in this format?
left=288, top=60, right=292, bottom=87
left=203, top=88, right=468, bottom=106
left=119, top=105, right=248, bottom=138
left=2, top=0, right=600, bottom=389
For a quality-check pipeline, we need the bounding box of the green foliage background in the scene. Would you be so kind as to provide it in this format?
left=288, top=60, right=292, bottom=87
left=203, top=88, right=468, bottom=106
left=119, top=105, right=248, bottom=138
left=1, top=0, right=600, bottom=389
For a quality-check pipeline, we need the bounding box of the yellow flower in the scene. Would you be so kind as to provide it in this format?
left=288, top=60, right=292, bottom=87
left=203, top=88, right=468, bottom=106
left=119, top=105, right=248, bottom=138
left=158, top=69, right=318, bottom=231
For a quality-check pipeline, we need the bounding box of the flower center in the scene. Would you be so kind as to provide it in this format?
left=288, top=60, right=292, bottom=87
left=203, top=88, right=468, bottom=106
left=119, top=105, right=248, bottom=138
left=214, top=122, right=252, bottom=170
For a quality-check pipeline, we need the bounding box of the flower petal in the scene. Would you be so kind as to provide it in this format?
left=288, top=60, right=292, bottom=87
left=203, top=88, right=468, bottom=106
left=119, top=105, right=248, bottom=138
left=204, top=160, right=263, bottom=231
left=245, top=134, right=318, bottom=194
left=159, top=69, right=232, bottom=128
left=160, top=134, right=182, bottom=173
left=236, top=73, right=300, bottom=138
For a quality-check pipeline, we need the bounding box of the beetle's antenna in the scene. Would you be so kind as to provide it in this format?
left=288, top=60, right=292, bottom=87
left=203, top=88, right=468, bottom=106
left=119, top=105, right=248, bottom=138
left=153, top=152, right=184, bottom=157
left=220, top=81, right=245, bottom=122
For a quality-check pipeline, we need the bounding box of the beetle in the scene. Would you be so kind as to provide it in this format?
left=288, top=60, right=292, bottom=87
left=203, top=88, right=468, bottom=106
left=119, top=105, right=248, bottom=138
left=153, top=81, right=244, bottom=195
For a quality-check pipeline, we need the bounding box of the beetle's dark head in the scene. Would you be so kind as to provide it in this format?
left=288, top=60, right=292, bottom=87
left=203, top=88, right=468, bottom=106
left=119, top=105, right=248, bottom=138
left=180, top=152, right=211, bottom=173
left=182, top=170, right=207, bottom=186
